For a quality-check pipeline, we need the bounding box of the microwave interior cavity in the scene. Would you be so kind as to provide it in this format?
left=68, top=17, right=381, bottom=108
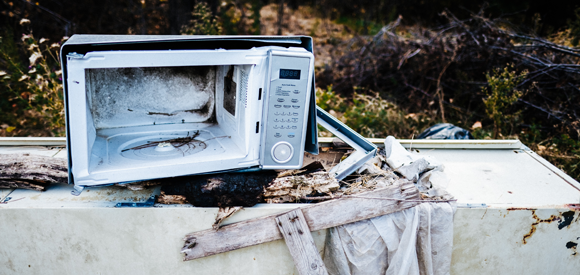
left=85, top=65, right=251, bottom=170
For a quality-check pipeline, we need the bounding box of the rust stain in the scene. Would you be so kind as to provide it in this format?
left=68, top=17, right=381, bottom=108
left=566, top=241, right=578, bottom=256
left=507, top=207, right=536, bottom=211
left=522, top=210, right=561, bottom=244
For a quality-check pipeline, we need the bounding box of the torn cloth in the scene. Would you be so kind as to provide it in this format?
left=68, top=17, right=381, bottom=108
left=323, top=202, right=455, bottom=275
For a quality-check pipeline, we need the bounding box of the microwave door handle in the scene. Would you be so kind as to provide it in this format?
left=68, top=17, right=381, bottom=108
left=316, top=105, right=377, bottom=180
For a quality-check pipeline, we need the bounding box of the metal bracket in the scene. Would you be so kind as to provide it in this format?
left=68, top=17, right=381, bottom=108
left=0, top=189, right=15, bottom=203
left=71, top=185, right=85, bottom=196
left=115, top=195, right=156, bottom=208
left=316, top=106, right=377, bottom=180
left=0, top=197, right=12, bottom=204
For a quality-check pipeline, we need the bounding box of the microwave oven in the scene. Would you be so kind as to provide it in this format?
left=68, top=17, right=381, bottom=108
left=61, top=35, right=376, bottom=195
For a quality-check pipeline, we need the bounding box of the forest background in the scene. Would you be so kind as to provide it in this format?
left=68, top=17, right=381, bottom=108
left=1, top=0, right=580, bottom=180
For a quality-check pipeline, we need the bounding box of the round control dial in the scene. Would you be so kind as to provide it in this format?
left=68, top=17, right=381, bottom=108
left=271, top=142, right=294, bottom=163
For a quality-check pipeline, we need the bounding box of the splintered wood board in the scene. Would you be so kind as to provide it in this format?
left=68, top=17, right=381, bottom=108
left=182, top=180, right=420, bottom=261
left=276, top=209, right=328, bottom=275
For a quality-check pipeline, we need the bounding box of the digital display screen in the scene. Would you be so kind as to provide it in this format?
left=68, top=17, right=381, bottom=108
left=280, top=69, right=301, bottom=80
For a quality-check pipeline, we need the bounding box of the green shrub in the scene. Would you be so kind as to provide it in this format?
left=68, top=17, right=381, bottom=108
left=181, top=3, right=223, bottom=35
left=482, top=65, right=528, bottom=139
left=0, top=22, right=65, bottom=136
left=316, top=86, right=431, bottom=138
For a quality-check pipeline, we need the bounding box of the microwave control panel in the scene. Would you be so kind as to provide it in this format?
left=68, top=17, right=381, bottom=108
left=262, top=53, right=312, bottom=168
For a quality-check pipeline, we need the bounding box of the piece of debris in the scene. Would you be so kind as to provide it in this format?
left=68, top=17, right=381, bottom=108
left=157, top=190, right=188, bottom=204
left=303, top=150, right=345, bottom=171
left=0, top=179, right=50, bottom=191
left=0, top=154, right=68, bottom=191
left=161, top=171, right=277, bottom=207
left=417, top=123, right=474, bottom=139
left=182, top=180, right=421, bottom=261
left=212, top=206, right=243, bottom=230
left=417, top=167, right=453, bottom=200
left=264, top=171, right=340, bottom=203
left=118, top=180, right=164, bottom=191
left=383, top=135, right=454, bottom=200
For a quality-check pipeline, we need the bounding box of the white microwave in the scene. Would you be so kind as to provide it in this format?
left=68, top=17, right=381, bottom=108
left=61, top=35, right=317, bottom=193
left=61, top=35, right=376, bottom=195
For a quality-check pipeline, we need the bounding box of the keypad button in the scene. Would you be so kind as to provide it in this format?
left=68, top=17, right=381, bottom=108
left=277, top=98, right=285, bottom=102
left=293, top=112, right=299, bottom=116
left=293, top=90, right=300, bottom=94
left=274, top=133, right=281, bottom=138
left=288, top=133, right=295, bottom=138
left=292, top=126, right=297, bottom=129
left=284, top=105, right=291, bottom=108
left=292, top=118, right=298, bottom=123
left=274, top=104, right=281, bottom=108
left=292, top=105, right=300, bottom=109
left=291, top=99, right=298, bottom=103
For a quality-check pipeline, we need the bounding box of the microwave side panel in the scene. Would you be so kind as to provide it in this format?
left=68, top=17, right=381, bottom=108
left=260, top=50, right=314, bottom=169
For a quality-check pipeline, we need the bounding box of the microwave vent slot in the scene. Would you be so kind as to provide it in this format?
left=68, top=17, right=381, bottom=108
left=240, top=68, right=249, bottom=109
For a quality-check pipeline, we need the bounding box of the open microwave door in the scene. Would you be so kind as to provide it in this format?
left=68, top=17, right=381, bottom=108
left=316, top=106, right=377, bottom=180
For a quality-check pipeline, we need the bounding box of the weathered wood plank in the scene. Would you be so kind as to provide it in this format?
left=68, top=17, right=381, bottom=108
left=276, top=209, right=328, bottom=275
left=304, top=181, right=419, bottom=231
left=0, top=154, right=68, bottom=190
left=181, top=211, right=283, bottom=259
left=182, top=180, right=421, bottom=261
left=0, top=154, right=67, bottom=181
left=0, top=179, right=48, bottom=191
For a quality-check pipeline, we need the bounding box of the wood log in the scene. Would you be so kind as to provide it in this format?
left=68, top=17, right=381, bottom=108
left=182, top=180, right=420, bottom=261
left=0, top=154, right=68, bottom=190
left=276, top=209, right=328, bottom=275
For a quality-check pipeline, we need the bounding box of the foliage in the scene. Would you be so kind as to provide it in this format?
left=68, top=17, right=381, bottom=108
left=482, top=65, right=527, bottom=139
left=519, top=129, right=580, bottom=182
left=318, top=10, right=580, bottom=181
left=180, top=3, right=222, bottom=35
left=219, top=0, right=262, bottom=35
left=568, top=8, right=580, bottom=46
left=316, top=86, right=431, bottom=138
left=0, top=21, right=65, bottom=136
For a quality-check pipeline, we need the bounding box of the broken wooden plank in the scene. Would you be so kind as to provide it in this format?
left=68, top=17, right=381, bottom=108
left=182, top=180, right=420, bottom=261
left=0, top=154, right=68, bottom=189
left=0, top=179, right=49, bottom=191
left=276, top=209, right=328, bottom=275
left=213, top=206, right=243, bottom=230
